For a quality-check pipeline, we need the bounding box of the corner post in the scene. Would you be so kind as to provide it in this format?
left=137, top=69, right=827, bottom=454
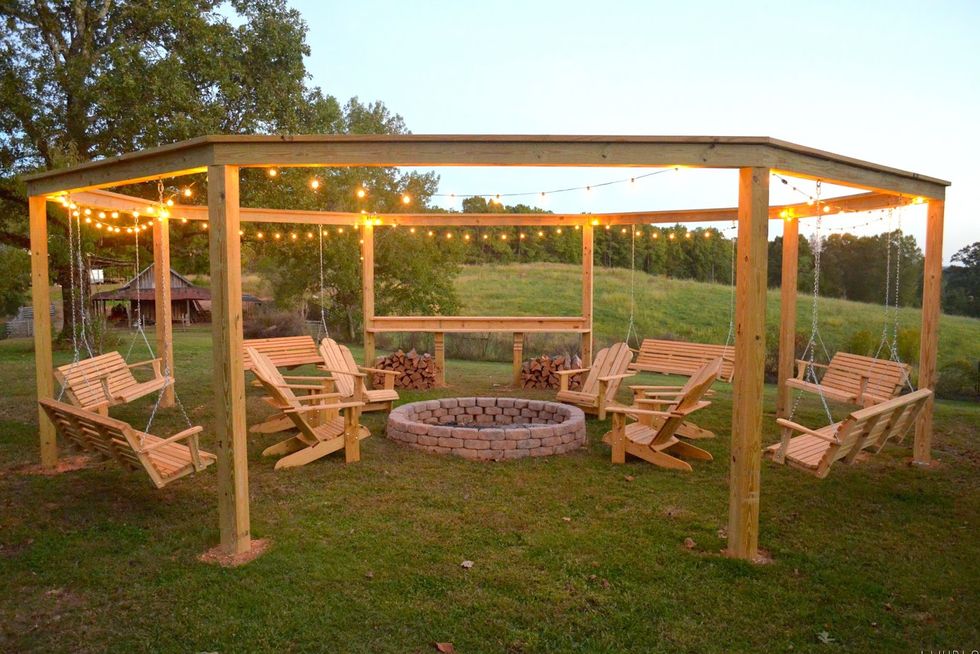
left=581, top=223, right=594, bottom=365
left=207, top=165, right=251, bottom=555
left=152, top=217, right=175, bottom=407
left=727, top=167, right=769, bottom=561
left=30, top=196, right=56, bottom=468
left=776, top=216, right=799, bottom=418
left=914, top=200, right=944, bottom=465
left=361, top=222, right=376, bottom=367
left=434, top=332, right=445, bottom=386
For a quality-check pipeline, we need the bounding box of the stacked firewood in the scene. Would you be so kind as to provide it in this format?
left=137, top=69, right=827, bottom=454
left=520, top=354, right=584, bottom=390
left=372, top=349, right=438, bottom=390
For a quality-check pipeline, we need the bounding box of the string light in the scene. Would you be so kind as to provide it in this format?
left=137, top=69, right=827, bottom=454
left=183, top=187, right=193, bottom=198
left=431, top=167, right=674, bottom=200
left=401, top=194, right=411, bottom=205
left=356, top=187, right=366, bottom=199
left=268, top=168, right=278, bottom=178
left=310, top=178, right=321, bottom=191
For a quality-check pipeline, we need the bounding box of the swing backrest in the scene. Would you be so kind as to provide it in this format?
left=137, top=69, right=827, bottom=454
left=246, top=347, right=301, bottom=410
left=820, top=388, right=932, bottom=471
left=582, top=342, right=634, bottom=402
left=55, top=351, right=140, bottom=410
left=821, top=352, right=912, bottom=403
left=317, top=338, right=358, bottom=398
left=630, top=339, right=735, bottom=383
left=242, top=335, right=320, bottom=371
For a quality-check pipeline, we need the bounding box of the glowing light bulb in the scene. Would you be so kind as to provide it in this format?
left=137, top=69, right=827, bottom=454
left=274, top=233, right=282, bottom=240
left=401, top=194, right=411, bottom=205
left=356, top=188, right=366, bottom=199
left=268, top=168, right=278, bottom=178
left=310, top=178, right=321, bottom=190
left=111, top=211, right=119, bottom=219
left=669, top=233, right=675, bottom=240
left=84, top=217, right=91, bottom=224
left=823, top=205, right=831, bottom=213
left=181, top=218, right=188, bottom=224
left=98, top=212, right=106, bottom=219
left=538, top=230, right=544, bottom=237
left=482, top=234, right=489, bottom=240
left=337, top=227, right=344, bottom=234
left=621, top=227, right=627, bottom=234
left=913, top=196, right=925, bottom=204
left=409, top=227, right=416, bottom=234
left=446, top=232, right=452, bottom=239
left=166, top=198, right=174, bottom=207
left=591, top=219, right=600, bottom=226
left=519, top=233, right=526, bottom=240
left=239, top=230, right=244, bottom=236
left=257, top=232, right=264, bottom=239
left=307, top=231, right=314, bottom=239
left=290, top=233, right=298, bottom=240
left=84, top=208, right=91, bottom=216
left=428, top=230, right=434, bottom=237
left=183, top=188, right=193, bottom=198
left=463, top=234, right=470, bottom=241
left=556, top=228, right=562, bottom=234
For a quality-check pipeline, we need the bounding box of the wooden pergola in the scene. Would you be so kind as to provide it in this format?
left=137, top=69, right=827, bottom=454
left=23, top=135, right=949, bottom=561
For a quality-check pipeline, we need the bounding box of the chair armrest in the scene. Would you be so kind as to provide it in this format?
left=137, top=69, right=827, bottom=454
left=316, top=365, right=367, bottom=378
left=775, top=418, right=838, bottom=442
left=139, top=426, right=204, bottom=453
left=276, top=382, right=332, bottom=390
left=556, top=368, right=590, bottom=377
left=607, top=405, right=672, bottom=418
left=295, top=392, right=344, bottom=402
left=281, top=374, right=333, bottom=381
left=630, top=385, right=684, bottom=392
left=599, top=372, right=636, bottom=382
left=285, top=401, right=365, bottom=414
left=359, top=366, right=402, bottom=377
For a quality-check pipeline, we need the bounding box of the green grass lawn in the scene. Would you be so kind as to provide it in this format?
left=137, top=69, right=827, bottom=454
left=0, top=329, right=977, bottom=653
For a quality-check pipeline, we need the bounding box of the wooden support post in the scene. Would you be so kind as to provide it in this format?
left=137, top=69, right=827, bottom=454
left=208, top=165, right=251, bottom=555
left=152, top=218, right=175, bottom=407
left=581, top=223, right=594, bottom=366
left=512, top=332, right=524, bottom=386
left=727, top=167, right=769, bottom=561
left=776, top=217, right=799, bottom=418
left=434, top=332, right=445, bottom=386
left=361, top=222, right=375, bottom=367
left=29, top=196, right=56, bottom=468
left=914, top=200, right=944, bottom=466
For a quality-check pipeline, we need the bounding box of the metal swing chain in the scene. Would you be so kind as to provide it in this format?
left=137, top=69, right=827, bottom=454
left=874, top=209, right=895, bottom=360
left=724, top=220, right=737, bottom=348
left=890, top=206, right=916, bottom=390
left=318, top=225, right=330, bottom=340
left=73, top=211, right=95, bottom=358
left=789, top=181, right=834, bottom=425
left=624, top=224, right=639, bottom=348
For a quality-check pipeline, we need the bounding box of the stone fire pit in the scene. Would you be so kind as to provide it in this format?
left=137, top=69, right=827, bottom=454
left=386, top=397, right=587, bottom=461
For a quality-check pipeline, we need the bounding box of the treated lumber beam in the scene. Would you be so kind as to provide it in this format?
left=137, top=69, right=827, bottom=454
left=776, top=217, right=799, bottom=419
left=207, top=165, right=252, bottom=556
left=368, top=316, right=590, bottom=333
left=361, top=222, right=375, bottom=367
left=728, top=167, right=769, bottom=562
left=914, top=200, right=944, bottom=465
left=29, top=196, right=57, bottom=468
left=152, top=219, right=175, bottom=407
left=581, top=223, right=594, bottom=366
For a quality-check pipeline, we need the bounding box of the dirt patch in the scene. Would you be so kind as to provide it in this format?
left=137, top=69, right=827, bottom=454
left=198, top=538, right=271, bottom=567
left=6, top=455, right=99, bottom=478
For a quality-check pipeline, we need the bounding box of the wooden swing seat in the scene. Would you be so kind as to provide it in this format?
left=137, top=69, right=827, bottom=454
left=767, top=388, right=932, bottom=478
left=247, top=347, right=369, bottom=470
left=242, top=335, right=322, bottom=371
left=555, top=342, right=635, bottom=420
left=318, top=338, right=401, bottom=413
left=602, top=358, right=721, bottom=470
left=55, top=351, right=171, bottom=414
left=785, top=351, right=911, bottom=407
left=39, top=398, right=215, bottom=488
left=628, top=338, right=735, bottom=383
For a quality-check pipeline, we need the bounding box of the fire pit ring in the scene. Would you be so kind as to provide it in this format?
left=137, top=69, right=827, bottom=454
left=386, top=397, right=587, bottom=461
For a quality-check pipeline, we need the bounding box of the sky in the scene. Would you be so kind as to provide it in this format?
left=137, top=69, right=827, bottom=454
left=291, top=0, right=979, bottom=261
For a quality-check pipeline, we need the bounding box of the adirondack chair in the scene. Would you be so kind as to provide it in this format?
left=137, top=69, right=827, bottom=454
left=785, top=352, right=911, bottom=407
left=318, top=338, right=401, bottom=413
left=555, top=342, right=635, bottom=420
left=247, top=347, right=369, bottom=470
left=39, top=398, right=215, bottom=489
left=601, top=358, right=721, bottom=470
left=243, top=335, right=324, bottom=434
left=767, top=388, right=932, bottom=478
left=55, top=351, right=172, bottom=415
left=629, top=338, right=736, bottom=383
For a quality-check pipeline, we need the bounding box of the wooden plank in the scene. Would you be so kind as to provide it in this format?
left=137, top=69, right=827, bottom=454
left=727, top=167, right=769, bottom=561
left=207, top=165, right=251, bottom=555
left=152, top=218, right=175, bottom=407
left=581, top=223, right=594, bottom=366
left=776, top=216, right=799, bottom=418
left=434, top=332, right=445, bottom=386
left=30, top=196, right=57, bottom=468
left=368, top=316, right=589, bottom=333
left=512, top=332, right=524, bottom=386
left=361, top=222, right=375, bottom=367
left=914, top=200, right=944, bottom=465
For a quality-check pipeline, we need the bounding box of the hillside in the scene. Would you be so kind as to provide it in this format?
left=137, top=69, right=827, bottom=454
left=443, top=263, right=980, bottom=371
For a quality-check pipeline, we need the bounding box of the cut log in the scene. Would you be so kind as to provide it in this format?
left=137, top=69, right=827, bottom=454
left=372, top=349, right=438, bottom=390
left=521, top=353, right=583, bottom=390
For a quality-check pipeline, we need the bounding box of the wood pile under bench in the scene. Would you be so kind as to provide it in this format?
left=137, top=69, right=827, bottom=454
left=372, top=349, right=439, bottom=390
left=521, top=354, right=584, bottom=390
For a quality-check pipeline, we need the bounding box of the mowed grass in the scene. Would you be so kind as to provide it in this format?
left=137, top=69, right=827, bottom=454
left=0, top=329, right=978, bottom=653
left=453, top=263, right=980, bottom=367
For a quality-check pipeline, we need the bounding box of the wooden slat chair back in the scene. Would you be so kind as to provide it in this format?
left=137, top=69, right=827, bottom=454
left=55, top=351, right=170, bottom=414
left=556, top=342, right=634, bottom=420
left=247, top=347, right=369, bottom=469
left=39, top=398, right=214, bottom=489
left=770, top=388, right=932, bottom=478
left=318, top=338, right=400, bottom=413
left=629, top=339, right=735, bottom=383
left=603, top=358, right=722, bottom=471
left=242, top=335, right=321, bottom=371
left=786, top=351, right=911, bottom=407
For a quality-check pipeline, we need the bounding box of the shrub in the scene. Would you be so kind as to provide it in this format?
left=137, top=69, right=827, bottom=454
left=897, top=328, right=920, bottom=365
left=935, top=359, right=978, bottom=401
left=845, top=330, right=876, bottom=357
left=244, top=308, right=306, bottom=339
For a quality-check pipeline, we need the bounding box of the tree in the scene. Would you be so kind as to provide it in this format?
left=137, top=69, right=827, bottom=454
left=944, top=242, right=980, bottom=317
left=0, top=244, right=31, bottom=316
left=0, top=0, right=329, bottom=337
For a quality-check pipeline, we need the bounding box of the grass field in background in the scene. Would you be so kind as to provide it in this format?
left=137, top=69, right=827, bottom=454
left=0, top=330, right=977, bottom=652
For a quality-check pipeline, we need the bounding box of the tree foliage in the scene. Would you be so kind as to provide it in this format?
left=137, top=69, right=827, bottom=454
left=944, top=242, right=979, bottom=317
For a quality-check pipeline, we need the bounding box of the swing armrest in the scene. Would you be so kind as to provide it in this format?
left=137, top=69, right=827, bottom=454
left=139, top=426, right=204, bottom=453
left=285, top=401, right=365, bottom=414
left=126, top=357, right=162, bottom=370
left=795, top=359, right=828, bottom=379
left=775, top=418, right=838, bottom=442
